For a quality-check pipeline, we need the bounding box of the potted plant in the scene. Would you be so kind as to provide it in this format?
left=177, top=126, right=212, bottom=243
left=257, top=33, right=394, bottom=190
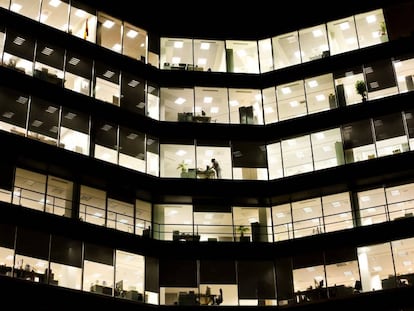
left=355, top=80, right=367, bottom=102
left=379, top=21, right=387, bottom=42
left=177, top=161, right=188, bottom=177
left=236, top=225, right=250, bottom=242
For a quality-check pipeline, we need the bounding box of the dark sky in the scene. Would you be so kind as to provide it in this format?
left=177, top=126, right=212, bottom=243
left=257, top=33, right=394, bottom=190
left=88, top=0, right=397, bottom=39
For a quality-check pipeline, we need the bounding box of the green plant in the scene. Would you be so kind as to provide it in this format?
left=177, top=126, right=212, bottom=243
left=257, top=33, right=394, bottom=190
left=236, top=225, right=250, bottom=237
left=380, top=21, right=386, bottom=36
left=177, top=161, right=188, bottom=173
left=355, top=80, right=367, bottom=101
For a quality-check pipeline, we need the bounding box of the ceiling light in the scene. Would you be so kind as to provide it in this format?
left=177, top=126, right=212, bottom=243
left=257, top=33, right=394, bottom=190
left=126, top=29, right=138, bottom=38
left=68, top=57, right=80, bottom=66
left=174, top=97, right=186, bottom=105
left=49, top=0, right=61, bottom=7
left=174, top=41, right=183, bottom=48
left=103, top=20, right=115, bottom=28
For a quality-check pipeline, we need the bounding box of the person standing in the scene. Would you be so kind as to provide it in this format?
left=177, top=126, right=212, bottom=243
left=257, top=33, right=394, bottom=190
left=211, top=158, right=222, bottom=178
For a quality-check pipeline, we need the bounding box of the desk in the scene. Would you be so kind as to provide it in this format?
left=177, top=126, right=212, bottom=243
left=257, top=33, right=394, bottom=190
left=199, top=293, right=218, bottom=305
left=91, top=284, right=113, bottom=295
left=196, top=168, right=215, bottom=179
left=192, top=115, right=211, bottom=123
left=125, top=290, right=144, bottom=301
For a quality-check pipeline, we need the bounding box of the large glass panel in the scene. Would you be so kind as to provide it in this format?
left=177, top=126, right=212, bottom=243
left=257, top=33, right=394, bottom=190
left=107, top=198, right=134, bottom=233
left=160, top=87, right=194, bottom=122
left=258, top=38, right=273, bottom=73
left=118, top=125, right=145, bottom=173
left=405, top=109, right=414, bottom=150
left=3, top=28, right=35, bottom=76
left=276, top=80, right=306, bottom=121
left=232, top=207, right=254, bottom=242
left=232, top=141, right=268, bottom=180
left=0, top=86, right=29, bottom=135
left=147, top=83, right=160, bottom=120
left=115, top=250, right=145, bottom=301
left=391, top=237, right=414, bottom=287
left=386, top=182, right=414, bottom=221
left=79, top=185, right=106, bottom=226
left=193, top=39, right=226, bottom=72
left=281, top=135, right=313, bottom=177
left=64, top=50, right=92, bottom=96
left=59, top=106, right=90, bottom=155
left=122, top=22, right=147, bottom=63
left=262, top=87, right=278, bottom=125
left=293, top=253, right=326, bottom=303
left=228, top=88, right=263, bottom=125
left=45, top=175, right=73, bottom=218
left=355, top=9, right=388, bottom=49
left=0, top=224, right=15, bottom=277
left=233, top=206, right=272, bottom=243
left=322, top=192, right=353, bottom=233
left=159, top=140, right=195, bottom=178
left=40, top=0, right=69, bottom=32
left=292, top=197, right=324, bottom=238
left=357, top=187, right=388, bottom=226
left=27, top=97, right=60, bottom=146
left=153, top=204, right=194, bottom=241
left=135, top=199, right=152, bottom=236
left=225, top=40, right=259, bottom=74
left=194, top=209, right=233, bottom=242
left=34, top=40, right=65, bottom=87
left=373, top=112, right=409, bottom=157
left=160, top=37, right=193, bottom=70
left=195, top=140, right=231, bottom=180
left=49, top=235, right=82, bottom=290
left=333, top=67, right=365, bottom=106
left=272, top=31, right=301, bottom=70
left=120, top=72, right=146, bottom=116
left=305, top=73, right=335, bottom=114
left=272, top=203, right=293, bottom=241
left=392, top=55, right=414, bottom=94
left=266, top=141, right=283, bottom=180
left=327, top=15, right=358, bottom=56
left=357, top=242, right=395, bottom=292
left=10, top=0, right=41, bottom=22
left=324, top=248, right=359, bottom=298
left=93, top=119, right=118, bottom=165
left=94, top=61, right=120, bottom=106
left=68, top=1, right=97, bottom=43
left=12, top=168, right=46, bottom=212
left=194, top=86, right=229, bottom=124
left=364, top=59, right=398, bottom=100
left=97, top=12, right=122, bottom=53
left=83, top=244, right=114, bottom=296
left=14, top=228, right=49, bottom=284
left=311, top=128, right=344, bottom=170
left=298, top=24, right=329, bottom=63
left=0, top=25, right=5, bottom=65
left=146, top=135, right=159, bottom=177
left=342, top=119, right=376, bottom=163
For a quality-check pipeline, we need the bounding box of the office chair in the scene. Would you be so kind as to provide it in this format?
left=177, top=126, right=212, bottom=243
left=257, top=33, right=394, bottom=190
left=214, top=288, right=223, bottom=305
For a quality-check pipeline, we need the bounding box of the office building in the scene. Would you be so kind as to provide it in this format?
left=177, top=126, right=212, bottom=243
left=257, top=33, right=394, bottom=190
left=1, top=0, right=414, bottom=310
